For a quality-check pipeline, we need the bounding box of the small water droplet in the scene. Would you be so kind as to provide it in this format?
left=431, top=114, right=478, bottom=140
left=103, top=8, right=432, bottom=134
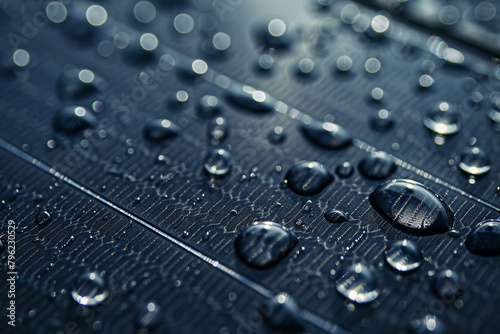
left=423, top=102, right=461, bottom=135
left=465, top=220, right=500, bottom=256
left=261, top=293, right=304, bottom=330
left=71, top=272, right=109, bottom=306
left=57, top=68, right=106, bottom=99
left=234, top=221, right=297, bottom=268
left=143, top=119, right=180, bottom=142
left=335, top=161, right=354, bottom=178
left=54, top=106, right=97, bottom=133
left=458, top=147, right=491, bottom=176
left=301, top=121, right=352, bottom=149
left=284, top=161, right=333, bottom=196
left=324, top=209, right=348, bottom=223
left=302, top=200, right=313, bottom=212
left=409, top=314, right=446, bottom=334
left=433, top=269, right=464, bottom=301
left=261, top=19, right=291, bottom=48
left=358, top=151, right=396, bottom=180
left=136, top=301, right=161, bottom=328
left=36, top=210, right=51, bottom=225
left=370, top=179, right=454, bottom=235
left=182, top=231, right=190, bottom=238
left=198, top=95, right=224, bottom=118
left=203, top=149, right=234, bottom=176
left=207, top=117, right=229, bottom=144
left=447, top=230, right=460, bottom=238
left=384, top=240, right=423, bottom=272
left=336, top=262, right=379, bottom=304
left=370, top=109, right=394, bottom=131
left=268, top=126, right=286, bottom=144
left=488, top=107, right=500, bottom=123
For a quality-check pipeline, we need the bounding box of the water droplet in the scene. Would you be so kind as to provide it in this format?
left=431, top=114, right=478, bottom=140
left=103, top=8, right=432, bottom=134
left=36, top=210, right=51, bottom=225
left=335, top=161, right=354, bottom=178
left=488, top=107, right=500, bottom=123
left=301, top=121, right=352, bottom=149
left=302, top=200, right=313, bottom=212
left=423, top=102, right=461, bottom=135
left=198, top=95, right=224, bottom=118
left=297, top=58, right=315, bottom=77
left=86, top=5, right=107, bottom=26
left=258, top=53, right=275, bottom=71
left=337, top=55, right=353, bottom=72
left=409, top=314, right=446, bottom=334
left=262, top=19, right=291, bottom=48
left=358, top=151, right=396, bottom=180
left=234, top=221, right=297, bottom=268
left=369, top=179, right=454, bottom=235
left=284, top=161, right=333, bottom=196
left=370, top=109, right=394, bottom=131
left=227, top=86, right=275, bottom=112
left=365, top=58, right=381, bottom=74
left=54, top=106, right=97, bottom=133
left=71, top=272, right=109, bottom=306
left=324, top=209, right=348, bottom=223
left=208, top=117, right=229, bottom=144
left=143, top=119, right=180, bottom=143
left=136, top=301, right=161, bottom=328
left=268, top=126, right=286, bottom=144
left=336, top=262, right=379, bottom=304
left=46, top=1, right=68, bottom=23
left=57, top=68, right=106, bottom=100
left=465, top=220, right=500, bottom=256
left=134, top=1, right=156, bottom=24
left=447, top=230, right=460, bottom=238
left=203, top=149, right=234, bottom=176
left=384, top=240, right=422, bottom=272
left=261, top=293, right=304, bottom=330
left=433, top=269, right=464, bottom=301
left=458, top=147, right=491, bottom=176
left=213, top=32, right=231, bottom=51
left=174, top=13, right=195, bottom=34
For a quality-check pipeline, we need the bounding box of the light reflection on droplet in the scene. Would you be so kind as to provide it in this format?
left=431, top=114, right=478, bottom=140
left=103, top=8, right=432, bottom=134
left=419, top=74, right=435, bottom=88
left=337, top=55, right=352, bottom=71
left=268, top=19, right=286, bottom=37
left=140, top=33, right=158, bottom=51
left=371, top=15, right=389, bottom=33
left=86, top=5, right=107, bottom=26
left=113, top=32, right=130, bottom=49
left=13, top=49, right=30, bottom=67
left=134, top=1, right=156, bottom=23
left=192, top=59, right=208, bottom=74
left=475, top=2, right=496, bottom=21
left=46, top=1, right=67, bottom=23
left=78, top=69, right=94, bottom=83
left=341, top=4, right=360, bottom=24
left=365, top=58, right=381, bottom=74
left=439, top=5, right=460, bottom=25
left=213, top=32, right=231, bottom=51
left=174, top=13, right=194, bottom=34
left=443, top=48, right=464, bottom=64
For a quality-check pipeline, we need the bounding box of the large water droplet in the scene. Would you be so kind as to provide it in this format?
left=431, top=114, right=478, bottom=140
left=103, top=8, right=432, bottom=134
left=285, top=161, right=333, bottom=196
left=384, top=240, right=423, bottom=272
left=335, top=262, right=379, bottom=304
left=423, top=102, right=461, bottom=135
left=465, top=220, right=500, bottom=256
left=358, top=151, right=396, bottom=180
left=203, top=149, right=234, bottom=176
left=54, top=106, right=97, bottom=133
left=143, top=119, right=180, bottom=142
left=433, top=269, right=464, bottom=301
left=136, top=301, right=161, bottom=329
left=71, top=272, right=109, bottom=306
left=234, top=221, right=297, bottom=268
left=261, top=292, right=304, bottom=331
left=207, top=117, right=229, bottom=144
left=458, top=147, right=491, bottom=176
left=301, top=121, right=352, bottom=149
left=324, top=209, right=348, bottom=223
left=370, top=179, right=454, bottom=235
left=227, top=86, right=275, bottom=112
left=57, top=68, right=106, bottom=99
